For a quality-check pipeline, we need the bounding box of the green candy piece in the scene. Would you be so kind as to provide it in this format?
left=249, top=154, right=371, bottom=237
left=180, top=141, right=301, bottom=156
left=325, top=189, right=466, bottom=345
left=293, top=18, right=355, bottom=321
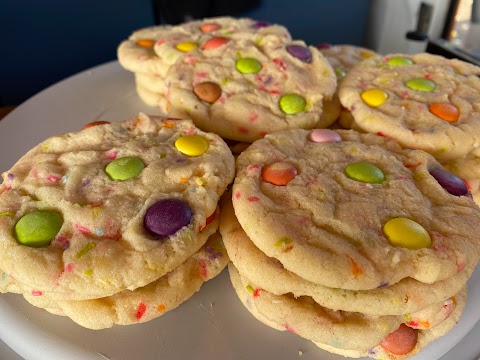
left=105, top=156, right=145, bottom=181
left=334, top=68, right=346, bottom=79
left=14, top=210, right=63, bottom=247
left=345, top=162, right=385, bottom=184
left=279, top=94, right=306, bottom=115
left=235, top=58, right=262, bottom=74
left=405, top=78, right=436, bottom=92
left=387, top=56, right=413, bottom=66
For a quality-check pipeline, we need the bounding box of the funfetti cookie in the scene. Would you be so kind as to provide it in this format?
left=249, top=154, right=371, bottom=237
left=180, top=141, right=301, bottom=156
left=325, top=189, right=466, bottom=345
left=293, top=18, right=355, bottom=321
left=0, top=113, right=235, bottom=300
left=178, top=16, right=292, bottom=44
left=339, top=53, right=480, bottom=161
left=232, top=128, right=480, bottom=290
left=442, top=152, right=480, bottom=181
left=20, top=230, right=227, bottom=329
left=117, top=24, right=175, bottom=76
left=229, top=262, right=466, bottom=359
left=318, top=44, right=379, bottom=130
left=318, top=44, right=378, bottom=77
left=220, top=195, right=472, bottom=316
left=135, top=80, right=165, bottom=108
left=315, top=294, right=465, bottom=360
left=119, top=17, right=293, bottom=108
left=153, top=16, right=292, bottom=65
left=165, top=38, right=336, bottom=142
left=229, top=263, right=465, bottom=354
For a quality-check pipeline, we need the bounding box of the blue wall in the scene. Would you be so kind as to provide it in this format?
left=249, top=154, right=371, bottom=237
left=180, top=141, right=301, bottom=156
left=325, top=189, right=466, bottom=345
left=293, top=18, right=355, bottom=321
left=0, top=0, right=369, bottom=106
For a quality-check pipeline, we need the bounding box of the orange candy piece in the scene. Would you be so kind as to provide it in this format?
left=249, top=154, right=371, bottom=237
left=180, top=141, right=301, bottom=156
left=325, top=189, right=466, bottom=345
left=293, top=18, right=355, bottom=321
left=203, top=36, right=230, bottom=50
left=135, top=39, right=155, bottom=48
left=193, top=82, right=222, bottom=103
left=429, top=103, right=459, bottom=122
left=261, top=162, right=297, bottom=186
left=200, top=23, right=220, bottom=32
left=380, top=324, right=418, bottom=355
left=82, top=121, right=110, bottom=130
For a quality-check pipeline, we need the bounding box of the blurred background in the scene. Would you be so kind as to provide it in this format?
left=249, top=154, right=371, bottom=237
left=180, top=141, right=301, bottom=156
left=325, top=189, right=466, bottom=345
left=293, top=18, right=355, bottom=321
left=1, top=0, right=478, bottom=107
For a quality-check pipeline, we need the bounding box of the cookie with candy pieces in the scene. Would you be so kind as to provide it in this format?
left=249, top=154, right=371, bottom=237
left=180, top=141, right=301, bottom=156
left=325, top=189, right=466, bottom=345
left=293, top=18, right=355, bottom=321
left=338, top=52, right=480, bottom=162
left=228, top=263, right=466, bottom=359
left=5, top=229, right=227, bottom=330
left=317, top=43, right=379, bottom=130
left=232, top=128, right=480, bottom=290
left=117, top=17, right=292, bottom=111
left=220, top=194, right=471, bottom=316
left=165, top=37, right=336, bottom=142
left=0, top=113, right=234, bottom=300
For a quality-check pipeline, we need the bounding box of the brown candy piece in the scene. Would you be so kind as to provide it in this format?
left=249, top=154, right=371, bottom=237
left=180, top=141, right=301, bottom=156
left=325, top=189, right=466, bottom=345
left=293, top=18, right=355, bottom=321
left=193, top=82, right=222, bottom=103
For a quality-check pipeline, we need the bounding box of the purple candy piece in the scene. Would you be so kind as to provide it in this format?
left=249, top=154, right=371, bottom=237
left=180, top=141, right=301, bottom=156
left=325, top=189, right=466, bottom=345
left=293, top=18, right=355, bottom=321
left=286, top=44, right=312, bottom=63
left=252, top=21, right=271, bottom=29
left=429, top=167, right=468, bottom=196
left=144, top=199, right=193, bottom=238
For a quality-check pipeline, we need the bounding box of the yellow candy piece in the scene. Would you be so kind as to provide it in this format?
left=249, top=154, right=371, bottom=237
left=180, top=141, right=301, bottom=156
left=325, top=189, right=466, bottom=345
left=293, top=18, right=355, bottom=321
left=360, top=50, right=375, bottom=58
left=361, top=89, right=388, bottom=107
left=175, top=42, right=198, bottom=52
left=383, top=218, right=431, bottom=250
left=175, top=135, right=209, bottom=156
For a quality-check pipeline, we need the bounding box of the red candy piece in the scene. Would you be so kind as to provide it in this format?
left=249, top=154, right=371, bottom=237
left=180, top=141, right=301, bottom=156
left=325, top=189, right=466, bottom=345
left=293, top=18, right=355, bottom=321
left=316, top=42, right=332, bottom=49
left=380, top=324, right=418, bottom=355
left=200, top=23, right=220, bottom=32
left=261, top=162, right=297, bottom=186
left=82, top=121, right=110, bottom=130
left=202, top=37, right=229, bottom=50
left=429, top=103, right=459, bottom=122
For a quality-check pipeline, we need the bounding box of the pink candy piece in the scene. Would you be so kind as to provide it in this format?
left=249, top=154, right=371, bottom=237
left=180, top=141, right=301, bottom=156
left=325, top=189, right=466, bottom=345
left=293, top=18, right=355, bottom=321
left=308, top=129, right=342, bottom=143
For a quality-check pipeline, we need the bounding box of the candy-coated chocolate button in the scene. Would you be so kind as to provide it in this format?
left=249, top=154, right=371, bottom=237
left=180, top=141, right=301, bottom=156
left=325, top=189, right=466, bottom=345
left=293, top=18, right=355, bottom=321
left=383, top=218, right=431, bottom=250
left=429, top=103, right=459, bottom=122
left=136, top=39, right=155, bottom=48
left=429, top=167, right=468, bottom=196
left=406, top=78, right=436, bottom=92
left=252, top=21, right=271, bottom=29
left=82, top=121, right=110, bottom=130
left=236, top=58, right=262, bottom=74
left=193, top=82, right=222, bottom=103
left=203, top=36, right=229, bottom=50
left=200, top=23, right=220, bottom=32
left=175, top=135, right=209, bottom=156
left=334, top=68, right=346, bottom=79
left=360, top=50, right=375, bottom=58
left=316, top=43, right=332, bottom=49
left=308, top=129, right=342, bottom=143
left=144, top=199, right=192, bottom=237
left=361, top=89, right=388, bottom=107
left=279, top=94, right=306, bottom=114
left=261, top=162, right=297, bottom=186
left=175, top=42, right=197, bottom=52
left=387, top=56, right=413, bottom=66
left=105, top=157, right=145, bottom=181
left=14, top=210, right=63, bottom=247
left=380, top=324, right=418, bottom=355
left=345, top=162, right=385, bottom=183
left=286, top=44, right=312, bottom=63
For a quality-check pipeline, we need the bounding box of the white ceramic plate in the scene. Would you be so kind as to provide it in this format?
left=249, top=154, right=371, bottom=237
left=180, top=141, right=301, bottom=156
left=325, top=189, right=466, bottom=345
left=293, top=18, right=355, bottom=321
left=0, top=61, right=479, bottom=360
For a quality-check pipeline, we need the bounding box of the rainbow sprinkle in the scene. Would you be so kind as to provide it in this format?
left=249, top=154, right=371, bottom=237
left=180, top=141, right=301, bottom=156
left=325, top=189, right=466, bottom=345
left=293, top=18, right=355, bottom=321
left=75, top=242, right=96, bottom=259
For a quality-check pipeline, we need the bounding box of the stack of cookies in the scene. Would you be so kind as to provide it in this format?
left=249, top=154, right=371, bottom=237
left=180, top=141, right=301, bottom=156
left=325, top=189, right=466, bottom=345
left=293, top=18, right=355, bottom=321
left=337, top=52, right=480, bottom=204
left=0, top=113, right=234, bottom=329
left=220, top=128, right=480, bottom=358
left=117, top=17, right=338, bottom=144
